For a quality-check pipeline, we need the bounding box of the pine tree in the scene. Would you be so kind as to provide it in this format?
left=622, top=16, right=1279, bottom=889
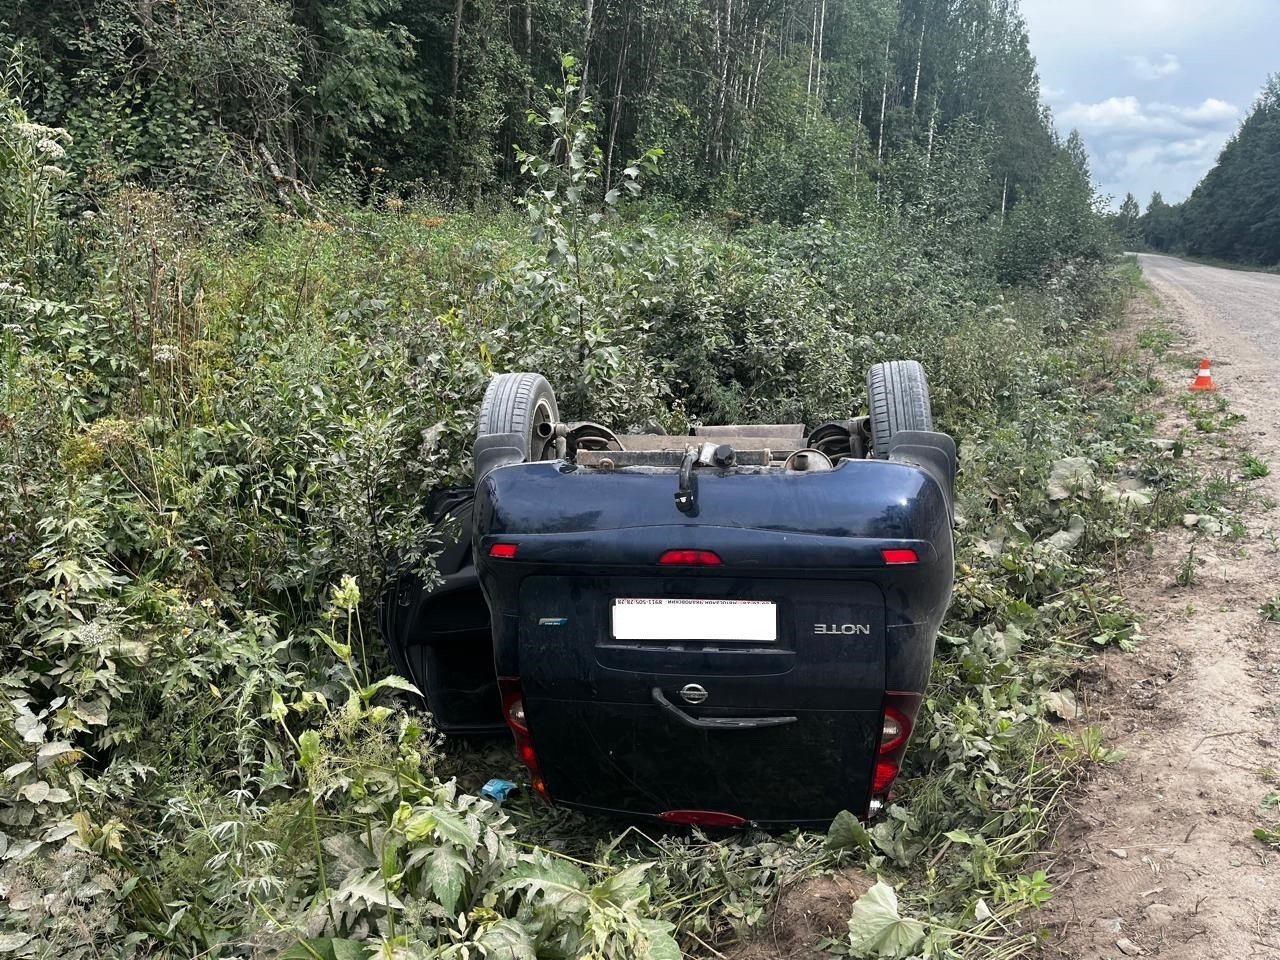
left=1116, top=192, right=1142, bottom=248
left=1178, top=74, right=1280, bottom=265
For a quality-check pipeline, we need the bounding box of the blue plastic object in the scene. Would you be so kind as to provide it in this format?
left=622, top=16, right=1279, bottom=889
left=480, top=778, right=518, bottom=803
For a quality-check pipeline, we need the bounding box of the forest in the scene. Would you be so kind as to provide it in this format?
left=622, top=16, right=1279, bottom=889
left=2, top=0, right=1097, bottom=251
left=0, top=2, right=1190, bottom=958
left=1122, top=74, right=1280, bottom=267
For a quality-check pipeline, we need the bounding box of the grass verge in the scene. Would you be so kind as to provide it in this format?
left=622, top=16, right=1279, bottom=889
left=1, top=212, right=1219, bottom=959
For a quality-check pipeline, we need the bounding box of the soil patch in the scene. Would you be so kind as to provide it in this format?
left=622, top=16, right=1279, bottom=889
left=724, top=869, right=874, bottom=960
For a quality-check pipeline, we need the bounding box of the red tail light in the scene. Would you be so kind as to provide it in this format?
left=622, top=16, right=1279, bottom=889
left=870, top=692, right=922, bottom=806
left=878, top=704, right=910, bottom=754
left=881, top=548, right=919, bottom=565
left=872, top=759, right=900, bottom=794
left=658, top=549, right=722, bottom=565
left=659, top=809, right=747, bottom=828
left=517, top=741, right=538, bottom=769
left=498, top=677, right=528, bottom=735
left=488, top=542, right=519, bottom=559
left=498, top=676, right=551, bottom=802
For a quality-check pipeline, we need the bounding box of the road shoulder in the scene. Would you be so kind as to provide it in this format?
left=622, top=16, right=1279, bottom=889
left=1036, top=273, right=1280, bottom=958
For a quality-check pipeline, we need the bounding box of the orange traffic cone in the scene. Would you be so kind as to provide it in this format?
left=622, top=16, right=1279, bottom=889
left=1189, top=358, right=1216, bottom=392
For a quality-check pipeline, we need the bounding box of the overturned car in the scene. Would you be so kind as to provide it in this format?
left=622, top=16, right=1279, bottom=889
left=380, top=361, right=955, bottom=827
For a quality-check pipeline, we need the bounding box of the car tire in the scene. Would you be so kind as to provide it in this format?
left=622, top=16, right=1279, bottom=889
left=866, top=360, right=933, bottom=459
left=473, top=372, right=560, bottom=483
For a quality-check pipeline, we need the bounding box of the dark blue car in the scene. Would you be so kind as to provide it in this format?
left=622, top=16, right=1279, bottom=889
left=382, top=362, right=955, bottom=827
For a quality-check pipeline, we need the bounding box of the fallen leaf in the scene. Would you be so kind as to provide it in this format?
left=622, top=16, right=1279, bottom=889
left=1048, top=457, right=1097, bottom=500
left=1042, top=689, right=1080, bottom=721
left=847, top=880, right=925, bottom=958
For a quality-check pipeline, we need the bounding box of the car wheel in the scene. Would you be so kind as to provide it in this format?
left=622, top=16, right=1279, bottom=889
left=866, top=360, right=933, bottom=459
left=473, top=372, right=560, bottom=482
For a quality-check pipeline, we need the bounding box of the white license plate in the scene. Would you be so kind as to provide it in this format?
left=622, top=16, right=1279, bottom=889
left=611, top=598, right=777, bottom=642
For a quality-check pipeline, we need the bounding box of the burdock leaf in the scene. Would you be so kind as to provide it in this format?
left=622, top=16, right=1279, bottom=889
left=847, top=881, right=926, bottom=958
left=826, top=810, right=873, bottom=851
left=1047, top=457, right=1096, bottom=500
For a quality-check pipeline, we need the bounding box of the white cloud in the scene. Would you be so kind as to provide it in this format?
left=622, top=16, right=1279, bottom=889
left=1177, top=98, right=1239, bottom=122
left=1128, top=53, right=1180, bottom=80
left=1098, top=134, right=1228, bottom=202
left=1020, top=0, right=1280, bottom=202
left=1055, top=95, right=1243, bottom=205
left=1058, top=96, right=1240, bottom=138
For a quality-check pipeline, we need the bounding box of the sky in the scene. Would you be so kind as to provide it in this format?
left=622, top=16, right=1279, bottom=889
left=1019, top=0, right=1280, bottom=209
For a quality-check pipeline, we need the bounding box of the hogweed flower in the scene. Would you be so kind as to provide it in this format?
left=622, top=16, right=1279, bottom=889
left=332, top=575, right=361, bottom=612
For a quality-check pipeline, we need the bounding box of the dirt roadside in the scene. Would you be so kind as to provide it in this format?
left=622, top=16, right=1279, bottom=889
left=1038, top=256, right=1280, bottom=959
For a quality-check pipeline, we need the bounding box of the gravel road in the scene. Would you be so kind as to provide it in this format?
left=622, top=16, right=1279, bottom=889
left=1138, top=253, right=1280, bottom=378
left=1040, top=254, right=1280, bottom=959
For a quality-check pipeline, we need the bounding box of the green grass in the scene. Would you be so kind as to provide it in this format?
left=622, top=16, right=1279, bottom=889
left=1242, top=452, right=1271, bottom=479
left=1, top=198, right=1209, bottom=958
left=1262, top=596, right=1280, bottom=622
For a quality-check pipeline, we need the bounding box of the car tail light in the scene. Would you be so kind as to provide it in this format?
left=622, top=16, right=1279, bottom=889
left=878, top=704, right=910, bottom=754
left=881, top=548, right=919, bottom=565
left=517, top=741, right=538, bottom=768
left=658, top=549, right=722, bottom=565
left=499, top=678, right=528, bottom=734
left=659, top=809, right=747, bottom=828
left=872, top=759, right=900, bottom=794
left=488, top=542, right=519, bottom=559
left=498, top=676, right=551, bottom=801
left=870, top=692, right=922, bottom=808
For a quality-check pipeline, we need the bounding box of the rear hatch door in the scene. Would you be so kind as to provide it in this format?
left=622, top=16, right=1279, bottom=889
left=518, top=574, right=885, bottom=824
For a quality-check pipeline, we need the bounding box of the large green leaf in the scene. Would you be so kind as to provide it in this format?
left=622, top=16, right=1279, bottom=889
left=847, top=881, right=925, bottom=959
left=826, top=810, right=872, bottom=852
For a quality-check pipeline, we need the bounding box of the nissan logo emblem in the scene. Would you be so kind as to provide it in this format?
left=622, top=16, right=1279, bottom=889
left=679, top=683, right=709, bottom=705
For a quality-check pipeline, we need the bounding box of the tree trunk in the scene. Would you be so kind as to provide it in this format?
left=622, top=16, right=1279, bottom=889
left=926, top=95, right=938, bottom=168
left=805, top=0, right=818, bottom=108
left=714, top=0, right=732, bottom=165
left=450, top=0, right=465, bottom=138
left=876, top=37, right=889, bottom=202
left=876, top=37, right=889, bottom=166
left=813, top=0, right=826, bottom=120
left=853, top=68, right=864, bottom=175
left=580, top=0, right=596, bottom=94
left=911, top=17, right=925, bottom=114
left=750, top=23, right=767, bottom=111
left=604, top=20, right=629, bottom=191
